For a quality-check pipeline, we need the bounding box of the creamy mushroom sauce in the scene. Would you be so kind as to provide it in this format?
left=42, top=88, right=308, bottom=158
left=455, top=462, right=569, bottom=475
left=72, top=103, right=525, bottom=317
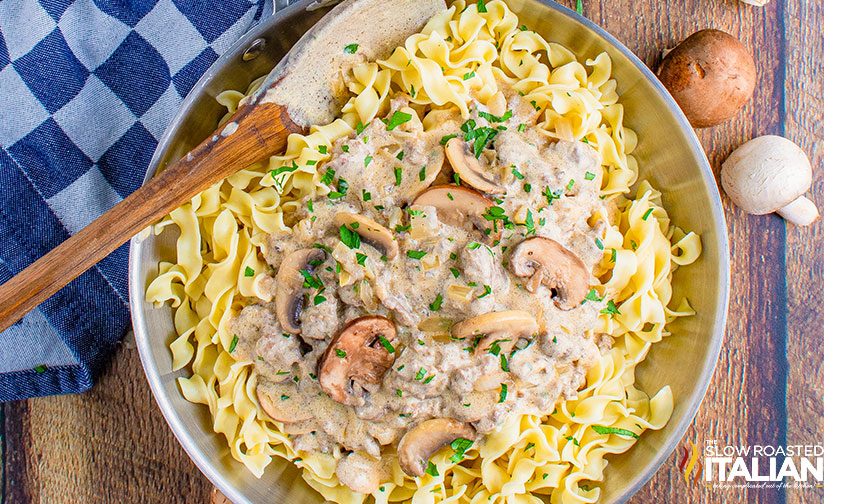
left=230, top=85, right=610, bottom=488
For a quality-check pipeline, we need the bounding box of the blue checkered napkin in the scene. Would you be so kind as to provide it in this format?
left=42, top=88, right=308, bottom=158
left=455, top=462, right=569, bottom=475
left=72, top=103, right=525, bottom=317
left=0, top=0, right=273, bottom=401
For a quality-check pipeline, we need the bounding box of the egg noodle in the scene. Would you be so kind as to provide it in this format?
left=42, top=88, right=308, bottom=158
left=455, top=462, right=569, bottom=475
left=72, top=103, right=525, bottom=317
left=145, top=1, right=702, bottom=502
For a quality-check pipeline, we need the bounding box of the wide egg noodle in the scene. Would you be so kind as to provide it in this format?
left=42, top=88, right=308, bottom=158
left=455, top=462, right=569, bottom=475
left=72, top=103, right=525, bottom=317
left=145, top=1, right=702, bottom=502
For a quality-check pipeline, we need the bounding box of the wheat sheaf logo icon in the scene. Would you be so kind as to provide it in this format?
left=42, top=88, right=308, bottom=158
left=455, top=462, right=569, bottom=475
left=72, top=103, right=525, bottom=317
left=678, top=441, right=703, bottom=485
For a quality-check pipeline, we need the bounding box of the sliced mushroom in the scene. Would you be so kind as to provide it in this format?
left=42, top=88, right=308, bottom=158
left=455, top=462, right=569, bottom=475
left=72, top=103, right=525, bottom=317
left=397, top=418, right=476, bottom=477
left=275, top=248, right=327, bottom=334
left=256, top=381, right=314, bottom=423
left=445, top=138, right=505, bottom=194
left=451, top=310, right=539, bottom=354
left=510, top=237, right=590, bottom=310
left=335, top=212, right=399, bottom=259
left=318, top=316, right=398, bottom=406
left=413, top=185, right=499, bottom=240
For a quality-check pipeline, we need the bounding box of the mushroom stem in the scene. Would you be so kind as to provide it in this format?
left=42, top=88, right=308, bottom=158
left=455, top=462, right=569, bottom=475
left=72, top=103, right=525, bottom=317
left=776, top=196, right=819, bottom=226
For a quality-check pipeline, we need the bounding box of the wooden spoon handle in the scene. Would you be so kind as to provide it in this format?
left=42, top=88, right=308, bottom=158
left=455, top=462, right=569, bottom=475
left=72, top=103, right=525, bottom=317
left=0, top=101, right=298, bottom=333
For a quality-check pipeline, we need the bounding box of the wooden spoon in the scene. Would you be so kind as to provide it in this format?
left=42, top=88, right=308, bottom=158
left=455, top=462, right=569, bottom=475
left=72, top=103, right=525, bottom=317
left=0, top=0, right=444, bottom=333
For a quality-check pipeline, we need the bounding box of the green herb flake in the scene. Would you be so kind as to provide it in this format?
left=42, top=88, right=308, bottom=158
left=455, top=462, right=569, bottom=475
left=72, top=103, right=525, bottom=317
left=477, top=284, right=492, bottom=298
left=512, top=167, right=525, bottom=180
left=642, top=207, right=655, bottom=221
left=463, top=71, right=476, bottom=80
left=591, top=425, right=639, bottom=439
left=566, top=178, right=575, bottom=191
left=407, top=250, right=427, bottom=260
left=467, top=241, right=482, bottom=250
left=229, top=335, right=239, bottom=353
left=364, top=155, right=373, bottom=168
left=244, top=266, right=255, bottom=277
left=524, top=442, right=535, bottom=452
left=339, top=224, right=361, bottom=249
left=386, top=111, right=413, bottom=131
left=279, top=394, right=290, bottom=401
left=517, top=123, right=527, bottom=132
left=543, top=473, right=549, bottom=480
left=595, top=237, right=604, bottom=250
left=576, top=0, right=584, bottom=15
left=394, top=166, right=403, bottom=185
left=423, top=374, right=436, bottom=384
left=500, top=353, right=510, bottom=372
left=415, top=368, right=428, bottom=381
left=344, top=43, right=359, bottom=54
left=356, top=252, right=368, bottom=265
left=585, top=289, right=603, bottom=302
left=341, top=144, right=350, bottom=153
left=565, top=436, right=581, bottom=446
left=523, top=182, right=532, bottom=193
left=450, top=267, right=461, bottom=278
left=498, top=383, right=508, bottom=403
left=419, top=165, right=427, bottom=181
left=478, top=110, right=513, bottom=123
left=611, top=248, right=617, bottom=262
left=440, top=133, right=458, bottom=145
left=317, top=145, right=328, bottom=154
left=449, top=437, right=474, bottom=463
left=34, top=364, right=47, bottom=374
left=362, top=189, right=372, bottom=201
left=396, top=388, right=403, bottom=397
left=429, top=293, right=444, bottom=311
left=585, top=171, right=596, bottom=181
left=396, top=150, right=405, bottom=160
left=425, top=461, right=440, bottom=477
left=335, top=348, right=347, bottom=358
left=378, top=335, right=395, bottom=353
left=313, top=294, right=327, bottom=305
left=600, top=299, right=621, bottom=316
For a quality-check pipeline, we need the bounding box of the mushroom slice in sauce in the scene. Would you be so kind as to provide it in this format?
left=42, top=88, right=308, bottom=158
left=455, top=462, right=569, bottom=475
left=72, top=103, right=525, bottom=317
left=256, top=381, right=314, bottom=423
left=451, top=310, right=539, bottom=354
left=335, top=212, right=399, bottom=259
left=397, top=418, right=476, bottom=477
left=275, top=248, right=327, bottom=334
left=412, top=185, right=499, bottom=240
left=445, top=138, right=505, bottom=195
left=510, top=236, right=590, bottom=310
left=318, top=315, right=398, bottom=406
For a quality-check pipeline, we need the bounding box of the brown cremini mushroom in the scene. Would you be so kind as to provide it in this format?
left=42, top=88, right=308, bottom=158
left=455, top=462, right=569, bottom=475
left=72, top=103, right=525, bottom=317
left=657, top=29, right=756, bottom=128
left=397, top=418, right=476, bottom=477
left=275, top=248, right=327, bottom=334
left=720, top=135, right=819, bottom=226
left=451, top=310, right=538, bottom=354
left=256, top=381, right=314, bottom=423
left=445, top=138, right=505, bottom=195
left=413, top=185, right=500, bottom=240
left=318, top=315, right=398, bottom=406
left=510, top=237, right=590, bottom=310
left=335, top=212, right=399, bottom=259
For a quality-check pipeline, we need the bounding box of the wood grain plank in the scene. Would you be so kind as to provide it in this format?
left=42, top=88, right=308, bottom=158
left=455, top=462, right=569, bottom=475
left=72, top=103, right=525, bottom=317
left=782, top=1, right=824, bottom=504
left=3, top=340, right=213, bottom=504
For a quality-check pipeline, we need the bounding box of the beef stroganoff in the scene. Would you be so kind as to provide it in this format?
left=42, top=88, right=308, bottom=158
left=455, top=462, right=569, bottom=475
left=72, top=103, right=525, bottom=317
left=146, top=1, right=702, bottom=502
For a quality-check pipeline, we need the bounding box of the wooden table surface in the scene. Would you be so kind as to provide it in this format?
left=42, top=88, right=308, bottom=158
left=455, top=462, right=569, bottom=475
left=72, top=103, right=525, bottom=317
left=2, top=0, right=823, bottom=503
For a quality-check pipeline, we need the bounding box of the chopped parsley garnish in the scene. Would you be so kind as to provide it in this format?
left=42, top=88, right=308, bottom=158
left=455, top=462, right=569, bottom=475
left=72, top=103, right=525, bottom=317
left=423, top=374, right=436, bottom=384
left=312, top=242, right=332, bottom=253
left=591, top=425, right=639, bottom=439
left=419, top=165, right=427, bottom=181
left=313, top=294, right=327, bottom=305
left=425, top=461, right=439, bottom=477
left=276, top=370, right=290, bottom=376
left=320, top=167, right=336, bottom=185
left=600, top=300, right=621, bottom=315
left=429, top=293, right=444, bottom=311
left=453, top=172, right=461, bottom=185
left=522, top=209, right=536, bottom=235
left=611, top=248, right=617, bottom=262
left=478, top=110, right=513, bottom=123
left=339, top=224, right=361, bottom=249
left=327, top=178, right=349, bottom=199
left=396, top=150, right=405, bottom=160
left=524, top=182, right=532, bottom=193
left=317, top=145, right=328, bottom=154
left=229, top=335, right=239, bottom=353
left=244, top=266, right=255, bottom=277
left=477, top=284, right=492, bottom=298
left=498, top=383, right=508, bottom=403
left=356, top=252, right=368, bottom=265
left=279, top=394, right=290, bottom=401
left=595, top=237, right=604, bottom=250
left=517, top=123, right=527, bottom=132
left=500, top=353, right=509, bottom=372
left=362, top=189, right=372, bottom=201
left=447, top=191, right=455, bottom=200
left=344, top=43, right=359, bottom=54
left=341, top=144, right=350, bottom=153
left=335, top=348, right=347, bottom=358
left=463, top=71, right=476, bottom=80
left=379, top=335, right=395, bottom=353
left=582, top=137, right=590, bottom=144
left=530, top=100, right=540, bottom=111
left=386, top=111, right=413, bottom=131
left=566, top=178, right=575, bottom=191
left=299, top=269, right=324, bottom=290
left=407, top=250, right=427, bottom=260
left=565, top=436, right=581, bottom=446
left=450, top=267, right=461, bottom=278
left=394, top=224, right=411, bottom=233
left=396, top=388, right=403, bottom=397
left=584, top=289, right=603, bottom=302
left=440, top=133, right=458, bottom=145
left=543, top=186, right=561, bottom=204
left=585, top=171, right=596, bottom=181
left=511, top=167, right=525, bottom=180
left=524, top=442, right=535, bottom=452
left=460, top=118, right=500, bottom=158
left=394, top=166, right=403, bottom=185
left=449, top=438, right=474, bottom=463
left=482, top=205, right=514, bottom=232
left=467, top=241, right=482, bottom=250
left=415, top=368, right=427, bottom=381
left=364, top=155, right=373, bottom=167
left=576, top=0, right=584, bottom=15
left=487, top=338, right=511, bottom=356
left=642, top=207, right=655, bottom=221
left=519, top=24, right=528, bottom=31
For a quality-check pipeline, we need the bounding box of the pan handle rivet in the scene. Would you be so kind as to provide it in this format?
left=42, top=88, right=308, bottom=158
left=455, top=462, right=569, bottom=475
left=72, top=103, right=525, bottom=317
left=242, top=38, right=267, bottom=61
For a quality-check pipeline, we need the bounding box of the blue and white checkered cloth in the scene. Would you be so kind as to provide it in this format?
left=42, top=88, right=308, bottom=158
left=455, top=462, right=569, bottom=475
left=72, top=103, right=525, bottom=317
left=0, top=0, right=278, bottom=401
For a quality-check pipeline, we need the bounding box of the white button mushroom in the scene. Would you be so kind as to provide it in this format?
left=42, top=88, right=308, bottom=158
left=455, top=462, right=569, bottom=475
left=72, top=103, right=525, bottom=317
left=720, top=135, right=819, bottom=226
